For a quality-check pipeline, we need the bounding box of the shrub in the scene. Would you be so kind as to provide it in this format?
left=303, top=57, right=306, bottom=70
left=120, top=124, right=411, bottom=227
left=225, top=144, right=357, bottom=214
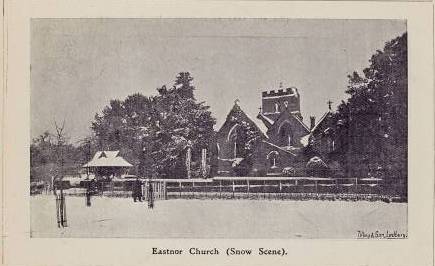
left=282, top=167, right=296, bottom=176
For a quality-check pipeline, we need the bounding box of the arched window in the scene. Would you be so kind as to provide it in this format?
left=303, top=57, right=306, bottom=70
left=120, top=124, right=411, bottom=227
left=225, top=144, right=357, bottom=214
left=267, top=151, right=279, bottom=168
left=227, top=124, right=244, bottom=158
left=278, top=121, right=293, bottom=147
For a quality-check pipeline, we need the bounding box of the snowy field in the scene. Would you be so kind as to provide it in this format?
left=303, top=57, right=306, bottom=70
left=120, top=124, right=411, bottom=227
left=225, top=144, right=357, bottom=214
left=31, top=195, right=407, bottom=238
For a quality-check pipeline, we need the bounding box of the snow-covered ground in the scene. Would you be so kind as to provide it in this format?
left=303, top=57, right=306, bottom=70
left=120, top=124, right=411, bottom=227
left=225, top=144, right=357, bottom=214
left=30, top=195, right=407, bottom=238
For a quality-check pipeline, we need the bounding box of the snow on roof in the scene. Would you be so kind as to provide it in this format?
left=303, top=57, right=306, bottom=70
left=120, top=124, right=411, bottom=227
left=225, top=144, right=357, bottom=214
left=83, top=151, right=133, bottom=168
left=311, top=112, right=330, bottom=133
left=236, top=101, right=269, bottom=138
left=262, top=141, right=296, bottom=156
left=257, top=112, right=274, bottom=125
left=291, top=113, right=310, bottom=132
left=252, top=119, right=269, bottom=138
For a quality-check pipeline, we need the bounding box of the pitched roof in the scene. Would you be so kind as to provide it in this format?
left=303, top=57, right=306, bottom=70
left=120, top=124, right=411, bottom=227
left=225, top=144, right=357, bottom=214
left=267, top=107, right=311, bottom=134
left=218, top=100, right=269, bottom=139
left=83, top=151, right=133, bottom=168
left=256, top=112, right=274, bottom=130
left=250, top=117, right=269, bottom=138
left=291, top=112, right=310, bottom=132
left=311, top=111, right=332, bottom=133
left=261, top=140, right=296, bottom=156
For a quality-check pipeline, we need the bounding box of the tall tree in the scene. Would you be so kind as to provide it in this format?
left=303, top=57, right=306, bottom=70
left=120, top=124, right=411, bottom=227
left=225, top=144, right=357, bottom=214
left=91, top=94, right=156, bottom=173
left=91, top=72, right=216, bottom=178
left=150, top=72, right=216, bottom=177
left=333, top=32, right=407, bottom=196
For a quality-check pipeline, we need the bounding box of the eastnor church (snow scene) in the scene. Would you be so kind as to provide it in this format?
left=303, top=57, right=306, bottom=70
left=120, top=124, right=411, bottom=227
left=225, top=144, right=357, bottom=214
left=213, top=84, right=340, bottom=177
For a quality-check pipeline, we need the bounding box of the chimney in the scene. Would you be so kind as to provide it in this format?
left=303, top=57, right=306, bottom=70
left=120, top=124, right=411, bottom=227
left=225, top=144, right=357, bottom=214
left=310, top=116, right=316, bottom=130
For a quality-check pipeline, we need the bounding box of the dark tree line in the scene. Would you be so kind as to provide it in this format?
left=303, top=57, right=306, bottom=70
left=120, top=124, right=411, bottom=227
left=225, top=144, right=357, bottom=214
left=326, top=32, right=407, bottom=195
left=90, top=72, right=216, bottom=178
left=31, top=73, right=216, bottom=180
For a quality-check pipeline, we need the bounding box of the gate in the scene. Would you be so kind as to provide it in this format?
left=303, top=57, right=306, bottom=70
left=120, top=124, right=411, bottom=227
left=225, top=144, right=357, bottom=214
left=143, top=181, right=167, bottom=200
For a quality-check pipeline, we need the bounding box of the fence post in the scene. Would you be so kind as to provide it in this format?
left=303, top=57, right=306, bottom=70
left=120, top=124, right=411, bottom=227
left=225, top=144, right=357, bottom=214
left=355, top=178, right=358, bottom=194
left=62, top=196, right=67, bottom=227
left=159, top=182, right=161, bottom=199
left=204, top=182, right=207, bottom=198
left=56, top=195, right=60, bottom=228
left=160, top=182, right=162, bottom=199
left=263, top=180, right=266, bottom=199
left=158, top=182, right=161, bottom=200
left=192, top=181, right=195, bottom=198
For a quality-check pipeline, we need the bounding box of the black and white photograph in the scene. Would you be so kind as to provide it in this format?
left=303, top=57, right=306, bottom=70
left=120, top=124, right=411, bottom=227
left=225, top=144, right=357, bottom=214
left=29, top=18, right=408, bottom=239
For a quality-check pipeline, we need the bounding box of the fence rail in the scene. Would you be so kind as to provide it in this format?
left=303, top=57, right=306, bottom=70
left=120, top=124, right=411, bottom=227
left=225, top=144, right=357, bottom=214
left=40, top=176, right=406, bottom=202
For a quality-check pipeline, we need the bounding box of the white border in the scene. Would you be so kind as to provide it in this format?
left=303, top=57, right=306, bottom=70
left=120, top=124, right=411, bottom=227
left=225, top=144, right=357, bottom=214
left=3, top=1, right=434, bottom=266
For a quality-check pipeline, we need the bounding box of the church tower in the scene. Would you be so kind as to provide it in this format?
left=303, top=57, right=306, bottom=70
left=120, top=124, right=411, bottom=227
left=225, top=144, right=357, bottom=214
left=261, top=85, right=302, bottom=122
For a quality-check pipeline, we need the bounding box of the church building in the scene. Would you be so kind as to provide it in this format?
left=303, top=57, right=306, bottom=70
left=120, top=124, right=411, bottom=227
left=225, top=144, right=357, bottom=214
left=215, top=84, right=338, bottom=177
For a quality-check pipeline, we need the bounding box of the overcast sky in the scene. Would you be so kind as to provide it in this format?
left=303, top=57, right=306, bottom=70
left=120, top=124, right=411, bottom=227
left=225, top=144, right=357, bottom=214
left=31, top=19, right=406, bottom=143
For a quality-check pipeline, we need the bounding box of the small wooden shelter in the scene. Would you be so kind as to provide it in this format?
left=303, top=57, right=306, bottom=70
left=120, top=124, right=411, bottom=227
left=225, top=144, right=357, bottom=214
left=83, top=151, right=133, bottom=179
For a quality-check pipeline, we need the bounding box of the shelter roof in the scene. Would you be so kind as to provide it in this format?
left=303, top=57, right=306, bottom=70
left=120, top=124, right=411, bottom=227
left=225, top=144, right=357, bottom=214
left=83, top=151, right=133, bottom=168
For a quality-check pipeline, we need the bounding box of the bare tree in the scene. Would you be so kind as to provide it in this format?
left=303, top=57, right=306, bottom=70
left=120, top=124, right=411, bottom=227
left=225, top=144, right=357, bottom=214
left=54, top=119, right=67, bottom=227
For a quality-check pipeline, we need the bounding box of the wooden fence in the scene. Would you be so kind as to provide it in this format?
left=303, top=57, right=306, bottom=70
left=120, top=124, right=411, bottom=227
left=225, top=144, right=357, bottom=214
left=164, top=177, right=375, bottom=197
left=49, top=176, right=406, bottom=202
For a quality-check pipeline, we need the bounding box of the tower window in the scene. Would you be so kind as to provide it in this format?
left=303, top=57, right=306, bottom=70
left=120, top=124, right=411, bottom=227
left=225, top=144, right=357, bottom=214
left=275, top=103, right=280, bottom=113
